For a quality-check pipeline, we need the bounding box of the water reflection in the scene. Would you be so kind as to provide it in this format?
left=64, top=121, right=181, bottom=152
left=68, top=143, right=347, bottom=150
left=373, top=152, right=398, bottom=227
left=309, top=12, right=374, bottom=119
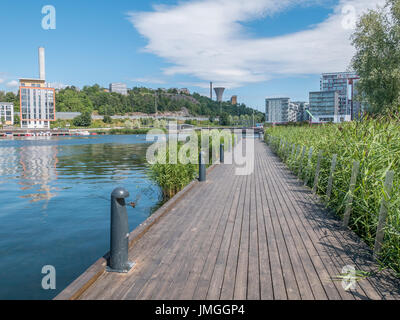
left=0, top=135, right=161, bottom=299
left=19, top=141, right=59, bottom=206
left=0, top=146, right=19, bottom=177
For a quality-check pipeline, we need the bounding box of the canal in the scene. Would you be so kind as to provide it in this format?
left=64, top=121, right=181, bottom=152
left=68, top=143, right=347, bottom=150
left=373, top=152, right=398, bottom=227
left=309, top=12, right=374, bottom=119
left=0, top=135, right=161, bottom=299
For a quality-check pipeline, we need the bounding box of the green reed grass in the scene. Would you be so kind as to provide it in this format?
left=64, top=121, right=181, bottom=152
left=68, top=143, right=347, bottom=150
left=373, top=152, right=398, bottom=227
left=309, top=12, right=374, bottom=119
left=149, top=131, right=235, bottom=200
left=265, top=118, right=400, bottom=275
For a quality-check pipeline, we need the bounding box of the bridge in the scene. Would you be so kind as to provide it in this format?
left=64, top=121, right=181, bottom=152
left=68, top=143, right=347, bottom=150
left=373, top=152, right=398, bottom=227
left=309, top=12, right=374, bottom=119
left=56, top=138, right=400, bottom=300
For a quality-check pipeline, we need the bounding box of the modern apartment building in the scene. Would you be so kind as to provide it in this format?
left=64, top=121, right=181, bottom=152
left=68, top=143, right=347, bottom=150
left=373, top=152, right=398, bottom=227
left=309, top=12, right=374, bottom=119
left=290, top=101, right=308, bottom=122
left=288, top=103, right=298, bottom=122
left=0, top=102, right=14, bottom=125
left=19, top=79, right=55, bottom=129
left=19, top=48, right=56, bottom=129
left=320, top=72, right=359, bottom=117
left=265, top=98, right=290, bottom=123
left=109, top=83, right=128, bottom=95
left=308, top=90, right=351, bottom=123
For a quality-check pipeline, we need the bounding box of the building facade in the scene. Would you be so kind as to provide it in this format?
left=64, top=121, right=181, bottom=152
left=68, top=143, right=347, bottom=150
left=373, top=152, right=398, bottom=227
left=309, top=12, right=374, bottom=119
left=19, top=48, right=56, bottom=130
left=0, top=102, right=14, bottom=125
left=308, top=90, right=349, bottom=123
left=265, top=98, right=290, bottom=123
left=109, top=83, right=128, bottom=95
left=320, top=72, right=359, bottom=117
left=231, top=95, right=238, bottom=105
left=291, top=101, right=308, bottom=122
left=19, top=79, right=55, bottom=129
left=287, top=103, right=297, bottom=122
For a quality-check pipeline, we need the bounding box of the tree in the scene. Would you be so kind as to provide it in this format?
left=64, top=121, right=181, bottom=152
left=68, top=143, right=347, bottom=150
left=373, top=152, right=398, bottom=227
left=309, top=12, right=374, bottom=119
left=73, top=112, right=92, bottom=127
left=219, top=112, right=230, bottom=126
left=351, top=0, right=400, bottom=113
left=124, top=120, right=134, bottom=129
left=103, top=115, right=112, bottom=124
left=14, top=114, right=20, bottom=126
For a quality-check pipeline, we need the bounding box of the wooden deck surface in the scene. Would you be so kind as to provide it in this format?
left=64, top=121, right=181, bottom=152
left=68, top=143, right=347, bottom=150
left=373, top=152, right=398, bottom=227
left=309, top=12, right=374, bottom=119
left=57, top=139, right=400, bottom=300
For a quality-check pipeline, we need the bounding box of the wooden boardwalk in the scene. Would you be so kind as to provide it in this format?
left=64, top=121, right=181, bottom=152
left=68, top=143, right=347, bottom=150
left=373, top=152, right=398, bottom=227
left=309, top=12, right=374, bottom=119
left=56, top=139, right=400, bottom=300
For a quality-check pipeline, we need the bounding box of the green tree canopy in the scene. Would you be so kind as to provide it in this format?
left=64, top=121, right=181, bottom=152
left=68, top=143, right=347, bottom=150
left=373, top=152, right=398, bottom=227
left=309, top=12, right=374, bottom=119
left=351, top=0, right=400, bottom=113
left=54, top=84, right=263, bottom=120
left=73, top=111, right=92, bottom=127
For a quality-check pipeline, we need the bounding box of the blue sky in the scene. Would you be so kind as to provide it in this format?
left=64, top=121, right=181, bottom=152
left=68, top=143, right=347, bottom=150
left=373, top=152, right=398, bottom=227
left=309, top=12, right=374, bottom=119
left=0, top=0, right=384, bottom=112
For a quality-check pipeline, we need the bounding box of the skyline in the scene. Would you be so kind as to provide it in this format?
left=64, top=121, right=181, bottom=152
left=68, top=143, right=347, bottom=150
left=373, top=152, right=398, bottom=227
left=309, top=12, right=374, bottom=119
left=0, top=0, right=385, bottom=111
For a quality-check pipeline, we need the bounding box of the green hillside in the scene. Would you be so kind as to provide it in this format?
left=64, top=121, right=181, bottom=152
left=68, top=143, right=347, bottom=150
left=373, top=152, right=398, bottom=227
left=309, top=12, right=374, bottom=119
left=55, top=85, right=264, bottom=122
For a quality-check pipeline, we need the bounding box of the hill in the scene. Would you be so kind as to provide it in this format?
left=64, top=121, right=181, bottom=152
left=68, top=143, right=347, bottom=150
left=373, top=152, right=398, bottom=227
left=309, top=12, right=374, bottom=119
left=55, top=84, right=264, bottom=122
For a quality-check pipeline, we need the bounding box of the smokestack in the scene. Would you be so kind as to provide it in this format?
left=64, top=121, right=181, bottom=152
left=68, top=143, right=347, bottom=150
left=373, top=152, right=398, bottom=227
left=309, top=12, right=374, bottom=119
left=39, top=47, right=45, bottom=80
left=214, top=87, right=225, bottom=102
left=210, top=82, right=213, bottom=100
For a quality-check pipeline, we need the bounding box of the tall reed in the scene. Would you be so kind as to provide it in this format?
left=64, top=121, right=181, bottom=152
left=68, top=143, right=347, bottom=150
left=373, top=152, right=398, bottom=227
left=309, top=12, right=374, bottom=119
left=265, top=118, right=400, bottom=275
left=149, top=131, right=235, bottom=200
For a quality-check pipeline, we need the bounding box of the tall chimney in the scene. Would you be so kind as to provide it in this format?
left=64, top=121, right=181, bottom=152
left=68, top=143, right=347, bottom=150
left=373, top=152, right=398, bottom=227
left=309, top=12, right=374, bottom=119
left=210, top=82, right=213, bottom=100
left=39, top=47, right=46, bottom=80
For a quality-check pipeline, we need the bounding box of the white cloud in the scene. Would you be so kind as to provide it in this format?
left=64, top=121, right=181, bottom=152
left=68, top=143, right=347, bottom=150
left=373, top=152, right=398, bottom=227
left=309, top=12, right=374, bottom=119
left=0, top=79, right=4, bottom=84
left=6, top=80, right=18, bottom=88
left=128, top=0, right=384, bottom=88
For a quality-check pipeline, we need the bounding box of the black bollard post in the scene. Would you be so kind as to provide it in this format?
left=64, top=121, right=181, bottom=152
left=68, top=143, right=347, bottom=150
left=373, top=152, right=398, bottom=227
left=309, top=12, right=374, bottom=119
left=199, top=151, right=206, bottom=182
left=220, top=143, right=224, bottom=163
left=107, top=187, right=134, bottom=273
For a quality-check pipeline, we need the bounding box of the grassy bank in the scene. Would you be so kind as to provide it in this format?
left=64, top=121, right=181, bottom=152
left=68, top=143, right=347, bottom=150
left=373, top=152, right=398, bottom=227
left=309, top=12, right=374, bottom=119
left=149, top=130, right=235, bottom=200
left=107, top=128, right=154, bottom=135
left=265, top=119, right=400, bottom=275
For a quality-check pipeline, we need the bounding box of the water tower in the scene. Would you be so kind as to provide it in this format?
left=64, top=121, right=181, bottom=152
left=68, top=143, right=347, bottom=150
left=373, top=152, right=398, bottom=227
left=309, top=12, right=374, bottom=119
left=214, top=87, right=225, bottom=102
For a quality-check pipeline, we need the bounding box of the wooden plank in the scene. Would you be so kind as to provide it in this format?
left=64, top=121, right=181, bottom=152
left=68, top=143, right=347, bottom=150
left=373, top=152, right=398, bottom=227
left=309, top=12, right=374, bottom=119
left=259, top=150, right=316, bottom=300
left=246, top=154, right=260, bottom=300
left=57, top=138, right=400, bottom=301
left=219, top=164, right=250, bottom=299
left=233, top=160, right=251, bottom=300
left=157, top=165, right=240, bottom=300
left=131, top=165, right=232, bottom=300
left=259, top=145, right=343, bottom=300
left=265, top=144, right=386, bottom=300
left=203, top=173, right=244, bottom=299
left=253, top=152, right=273, bottom=300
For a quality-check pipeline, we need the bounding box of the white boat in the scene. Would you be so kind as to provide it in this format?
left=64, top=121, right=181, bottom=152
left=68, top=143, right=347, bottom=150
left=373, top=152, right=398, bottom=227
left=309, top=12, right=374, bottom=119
left=76, top=130, right=91, bottom=136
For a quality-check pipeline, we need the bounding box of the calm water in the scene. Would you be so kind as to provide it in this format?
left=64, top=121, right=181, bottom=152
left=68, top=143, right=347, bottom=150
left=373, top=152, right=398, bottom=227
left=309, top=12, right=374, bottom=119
left=0, top=135, right=161, bottom=300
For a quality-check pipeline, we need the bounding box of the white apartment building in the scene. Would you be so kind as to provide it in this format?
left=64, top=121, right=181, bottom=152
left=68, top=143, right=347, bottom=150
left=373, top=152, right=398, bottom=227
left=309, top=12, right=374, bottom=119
left=265, top=98, right=290, bottom=123
left=0, top=102, right=14, bottom=125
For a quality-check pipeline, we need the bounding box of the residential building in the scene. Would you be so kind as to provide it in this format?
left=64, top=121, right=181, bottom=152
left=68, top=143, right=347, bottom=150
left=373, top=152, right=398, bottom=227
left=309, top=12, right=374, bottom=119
left=265, top=98, right=290, bottom=123
left=178, top=88, right=190, bottom=95
left=308, top=90, right=351, bottom=123
left=19, top=47, right=56, bottom=129
left=349, top=78, right=364, bottom=119
left=288, top=102, right=299, bottom=122
left=19, top=79, right=55, bottom=129
left=320, top=72, right=359, bottom=117
left=291, top=101, right=308, bottom=122
left=109, top=83, right=128, bottom=95
left=0, top=102, right=14, bottom=125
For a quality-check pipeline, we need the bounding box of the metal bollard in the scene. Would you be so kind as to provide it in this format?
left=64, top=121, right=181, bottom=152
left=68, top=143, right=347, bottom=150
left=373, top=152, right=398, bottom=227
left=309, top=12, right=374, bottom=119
left=107, top=187, right=134, bottom=273
left=220, top=143, right=224, bottom=163
left=199, top=151, right=206, bottom=182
